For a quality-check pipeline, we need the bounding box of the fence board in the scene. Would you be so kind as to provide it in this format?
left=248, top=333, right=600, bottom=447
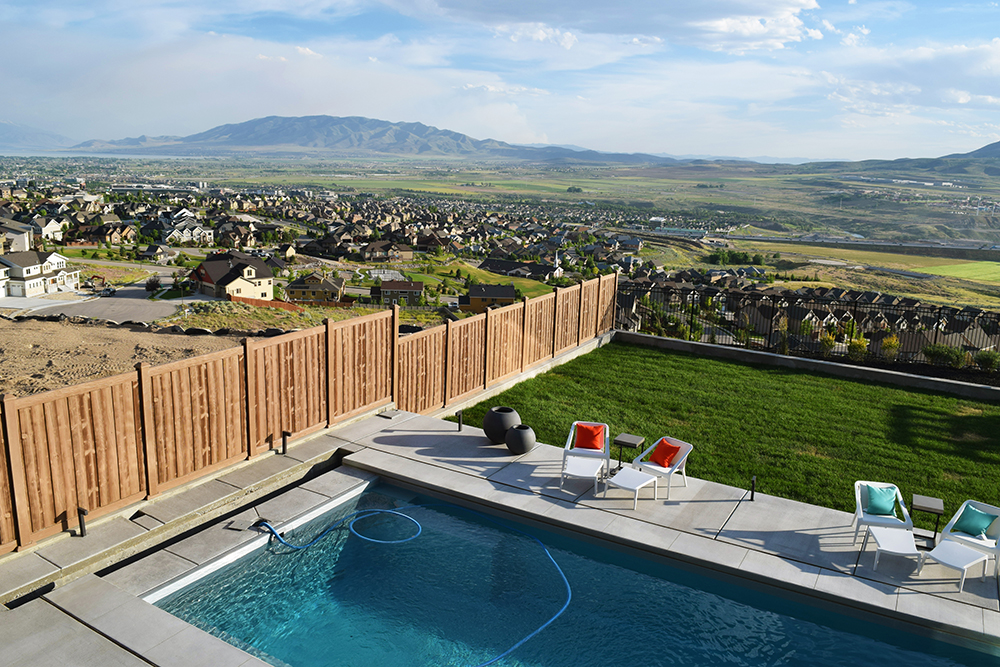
left=523, top=292, right=556, bottom=368
left=6, top=372, right=144, bottom=542
left=447, top=314, right=487, bottom=403
left=554, top=284, right=582, bottom=354
left=579, top=278, right=599, bottom=342
left=329, top=311, right=394, bottom=420
left=486, top=301, right=524, bottom=386
left=397, top=326, right=447, bottom=413
left=597, top=273, right=617, bottom=333
left=146, top=349, right=246, bottom=492
left=0, top=400, right=17, bottom=553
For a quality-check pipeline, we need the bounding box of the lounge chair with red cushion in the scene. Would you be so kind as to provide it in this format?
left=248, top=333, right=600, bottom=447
left=632, top=436, right=692, bottom=500
left=560, top=421, right=611, bottom=495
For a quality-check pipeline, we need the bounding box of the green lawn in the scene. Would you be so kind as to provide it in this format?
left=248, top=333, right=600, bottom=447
left=455, top=342, right=1000, bottom=528
left=922, top=261, right=1000, bottom=284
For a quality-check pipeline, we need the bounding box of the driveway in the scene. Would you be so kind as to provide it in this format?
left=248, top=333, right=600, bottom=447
left=31, top=285, right=216, bottom=323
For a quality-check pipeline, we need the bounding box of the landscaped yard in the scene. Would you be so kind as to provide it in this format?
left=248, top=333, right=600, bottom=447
left=456, top=342, right=1000, bottom=529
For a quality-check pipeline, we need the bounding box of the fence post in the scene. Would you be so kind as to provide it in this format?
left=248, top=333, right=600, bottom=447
left=243, top=338, right=258, bottom=460
left=1, top=394, right=34, bottom=550
left=935, top=306, right=942, bottom=346
left=325, top=318, right=334, bottom=426
left=444, top=319, right=453, bottom=407
left=520, top=296, right=529, bottom=373
left=484, top=307, right=491, bottom=390
left=392, top=305, right=401, bottom=408
left=135, top=363, right=160, bottom=499
left=552, top=286, right=560, bottom=359
left=595, top=276, right=604, bottom=336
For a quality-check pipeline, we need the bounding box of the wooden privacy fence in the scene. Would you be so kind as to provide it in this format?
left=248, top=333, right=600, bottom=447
left=0, top=274, right=616, bottom=552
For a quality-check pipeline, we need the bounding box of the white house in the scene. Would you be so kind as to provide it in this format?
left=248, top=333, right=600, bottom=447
left=0, top=251, right=80, bottom=297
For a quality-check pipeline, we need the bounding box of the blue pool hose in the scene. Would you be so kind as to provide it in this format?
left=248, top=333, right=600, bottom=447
left=257, top=504, right=572, bottom=667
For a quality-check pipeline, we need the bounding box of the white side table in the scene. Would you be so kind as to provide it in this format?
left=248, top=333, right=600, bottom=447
left=868, top=526, right=919, bottom=571
left=562, top=456, right=606, bottom=495
left=918, top=540, right=989, bottom=592
left=605, top=467, right=657, bottom=510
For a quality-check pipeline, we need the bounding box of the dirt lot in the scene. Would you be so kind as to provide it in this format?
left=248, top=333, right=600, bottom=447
left=0, top=318, right=241, bottom=397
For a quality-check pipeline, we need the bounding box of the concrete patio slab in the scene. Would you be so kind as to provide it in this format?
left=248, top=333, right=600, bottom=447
left=300, top=466, right=378, bottom=498
left=0, top=598, right=146, bottom=667
left=717, top=492, right=860, bottom=574
left=0, top=553, right=60, bottom=600
left=218, top=454, right=300, bottom=490
left=141, top=479, right=241, bottom=524
left=102, top=549, right=198, bottom=597
left=34, top=516, right=148, bottom=569
left=284, top=434, right=353, bottom=463
left=164, top=508, right=260, bottom=565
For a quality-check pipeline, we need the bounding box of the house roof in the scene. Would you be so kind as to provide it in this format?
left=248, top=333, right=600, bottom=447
left=0, top=250, right=59, bottom=268
left=380, top=280, right=423, bottom=291
left=469, top=284, right=517, bottom=300
left=194, top=251, right=273, bottom=287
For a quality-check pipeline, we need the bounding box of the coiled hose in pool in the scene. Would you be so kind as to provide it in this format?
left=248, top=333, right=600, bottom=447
left=257, top=504, right=572, bottom=667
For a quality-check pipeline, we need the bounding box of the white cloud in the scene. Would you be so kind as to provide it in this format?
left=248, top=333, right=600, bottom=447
left=296, top=46, right=322, bottom=57
left=494, top=23, right=578, bottom=50
left=806, top=28, right=823, bottom=40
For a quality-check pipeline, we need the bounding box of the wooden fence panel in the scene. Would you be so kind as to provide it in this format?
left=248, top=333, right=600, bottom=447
left=5, top=372, right=144, bottom=543
left=486, top=301, right=524, bottom=386
left=447, top=314, right=486, bottom=403
left=554, top=284, right=582, bottom=354
left=147, top=348, right=246, bottom=491
left=247, top=327, right=327, bottom=453
left=330, top=311, right=394, bottom=420
left=0, top=401, right=18, bottom=553
left=523, top=292, right=556, bottom=368
left=396, top=326, right=446, bottom=414
left=597, top=273, right=618, bottom=333
left=579, top=278, right=599, bottom=342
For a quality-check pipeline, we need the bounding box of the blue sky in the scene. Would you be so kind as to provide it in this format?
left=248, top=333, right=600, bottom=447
left=2, top=0, right=999, bottom=160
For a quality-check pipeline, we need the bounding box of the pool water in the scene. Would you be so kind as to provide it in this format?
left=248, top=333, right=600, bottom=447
left=154, top=485, right=999, bottom=667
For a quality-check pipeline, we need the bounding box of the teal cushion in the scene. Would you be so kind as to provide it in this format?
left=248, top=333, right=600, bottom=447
left=953, top=504, right=998, bottom=537
left=866, top=485, right=897, bottom=516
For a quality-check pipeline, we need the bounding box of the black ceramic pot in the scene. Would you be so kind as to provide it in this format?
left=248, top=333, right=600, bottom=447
left=505, top=424, right=536, bottom=455
left=483, top=406, right=520, bottom=444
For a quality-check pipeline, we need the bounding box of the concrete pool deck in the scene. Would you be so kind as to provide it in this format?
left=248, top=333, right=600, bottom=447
left=1, top=409, right=998, bottom=665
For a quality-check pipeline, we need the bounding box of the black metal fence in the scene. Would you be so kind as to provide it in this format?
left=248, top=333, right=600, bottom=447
left=616, top=284, right=1000, bottom=367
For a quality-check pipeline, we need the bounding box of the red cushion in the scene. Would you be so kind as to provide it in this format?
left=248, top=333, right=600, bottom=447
left=649, top=438, right=682, bottom=468
left=574, top=423, right=605, bottom=450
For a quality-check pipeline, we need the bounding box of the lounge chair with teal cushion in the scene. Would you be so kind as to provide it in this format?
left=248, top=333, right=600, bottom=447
left=941, top=500, right=1000, bottom=577
left=853, top=481, right=913, bottom=544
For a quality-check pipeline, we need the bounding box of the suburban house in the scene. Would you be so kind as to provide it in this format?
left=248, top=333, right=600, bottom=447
left=140, top=244, right=171, bottom=262
left=371, top=280, right=423, bottom=306
left=285, top=272, right=346, bottom=302
left=0, top=266, right=8, bottom=297
left=459, top=284, right=518, bottom=313
left=0, top=220, right=34, bottom=253
left=0, top=251, right=80, bottom=297
left=29, top=217, right=65, bottom=241
left=362, top=240, right=414, bottom=262
left=189, top=251, right=274, bottom=301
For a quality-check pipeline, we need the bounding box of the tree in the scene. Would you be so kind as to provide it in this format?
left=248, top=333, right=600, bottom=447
left=145, top=275, right=162, bottom=292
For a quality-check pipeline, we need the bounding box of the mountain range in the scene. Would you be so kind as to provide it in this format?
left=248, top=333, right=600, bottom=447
left=0, top=114, right=998, bottom=164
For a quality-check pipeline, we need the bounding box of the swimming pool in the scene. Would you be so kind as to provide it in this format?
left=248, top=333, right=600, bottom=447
left=152, top=484, right=999, bottom=667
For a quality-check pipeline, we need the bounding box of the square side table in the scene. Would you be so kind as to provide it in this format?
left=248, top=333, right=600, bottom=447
left=613, top=433, right=645, bottom=473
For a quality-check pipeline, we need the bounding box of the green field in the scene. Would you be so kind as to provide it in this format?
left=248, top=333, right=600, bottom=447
left=921, top=261, right=1000, bottom=283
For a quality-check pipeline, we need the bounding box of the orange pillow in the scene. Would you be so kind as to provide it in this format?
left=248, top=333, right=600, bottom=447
left=574, top=423, right=605, bottom=450
left=649, top=438, right=681, bottom=468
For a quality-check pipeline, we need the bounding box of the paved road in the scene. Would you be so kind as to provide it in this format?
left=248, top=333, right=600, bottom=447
left=31, top=285, right=218, bottom=323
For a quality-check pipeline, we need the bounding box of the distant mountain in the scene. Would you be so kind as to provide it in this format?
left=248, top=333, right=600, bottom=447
left=0, top=120, right=76, bottom=151
left=945, top=140, right=1000, bottom=159
left=69, top=115, right=675, bottom=164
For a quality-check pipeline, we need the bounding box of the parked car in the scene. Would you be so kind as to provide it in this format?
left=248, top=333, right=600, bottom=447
left=100, top=286, right=117, bottom=296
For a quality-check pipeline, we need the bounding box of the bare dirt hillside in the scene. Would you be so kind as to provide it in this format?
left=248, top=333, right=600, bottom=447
left=0, top=318, right=241, bottom=397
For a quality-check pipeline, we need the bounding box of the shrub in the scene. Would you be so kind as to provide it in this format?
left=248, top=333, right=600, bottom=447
left=819, top=331, right=836, bottom=357
left=975, top=350, right=1000, bottom=373
left=922, top=344, right=966, bottom=368
left=145, top=275, right=162, bottom=292
left=847, top=337, right=868, bottom=362
left=880, top=334, right=900, bottom=361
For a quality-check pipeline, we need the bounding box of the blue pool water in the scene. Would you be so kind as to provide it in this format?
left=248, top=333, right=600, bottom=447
left=154, top=485, right=1000, bottom=667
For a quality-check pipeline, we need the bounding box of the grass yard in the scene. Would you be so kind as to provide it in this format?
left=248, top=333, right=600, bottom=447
left=455, top=342, right=1000, bottom=528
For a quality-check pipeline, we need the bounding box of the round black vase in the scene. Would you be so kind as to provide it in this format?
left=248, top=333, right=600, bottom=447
left=505, top=424, right=536, bottom=455
left=483, top=406, right=520, bottom=444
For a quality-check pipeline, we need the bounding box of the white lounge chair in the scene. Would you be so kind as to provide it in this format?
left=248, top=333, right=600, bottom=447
left=852, top=481, right=913, bottom=545
left=940, top=500, right=1000, bottom=578
left=560, top=421, right=611, bottom=495
left=632, top=436, right=692, bottom=500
